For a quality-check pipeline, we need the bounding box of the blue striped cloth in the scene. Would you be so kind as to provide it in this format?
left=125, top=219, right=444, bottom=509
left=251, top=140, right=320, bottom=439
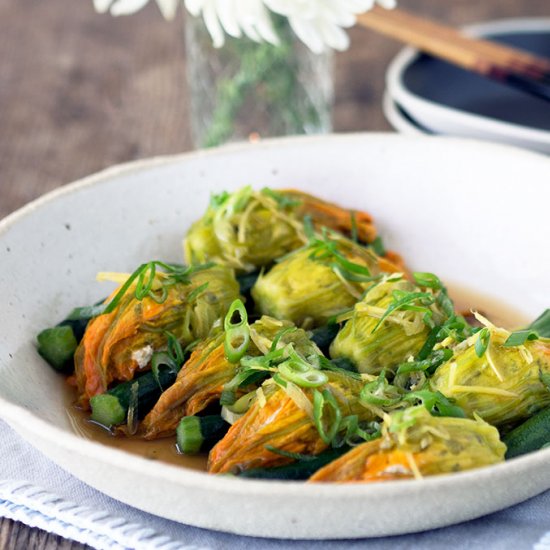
left=1, top=419, right=549, bottom=550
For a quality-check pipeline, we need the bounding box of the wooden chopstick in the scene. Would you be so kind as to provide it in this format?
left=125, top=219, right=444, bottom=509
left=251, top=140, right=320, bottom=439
left=357, top=7, right=550, bottom=102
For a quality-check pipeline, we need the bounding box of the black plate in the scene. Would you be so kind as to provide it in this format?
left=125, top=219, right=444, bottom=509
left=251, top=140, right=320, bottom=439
left=402, top=29, right=550, bottom=131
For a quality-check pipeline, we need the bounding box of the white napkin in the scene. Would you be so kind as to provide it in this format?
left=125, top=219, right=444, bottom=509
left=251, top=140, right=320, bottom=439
left=1, top=418, right=549, bottom=550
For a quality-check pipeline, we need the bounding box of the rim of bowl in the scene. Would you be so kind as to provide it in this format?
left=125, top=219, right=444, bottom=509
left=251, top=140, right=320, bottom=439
left=1, top=134, right=550, bottom=500
left=382, top=91, right=428, bottom=135
left=386, top=17, right=550, bottom=146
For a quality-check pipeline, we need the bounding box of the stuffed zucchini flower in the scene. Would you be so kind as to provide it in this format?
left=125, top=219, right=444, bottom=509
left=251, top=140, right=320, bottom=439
left=74, top=262, right=239, bottom=406
left=184, top=186, right=399, bottom=274
left=140, top=315, right=320, bottom=439
left=252, top=234, right=402, bottom=327
left=310, top=406, right=505, bottom=482
left=330, top=276, right=450, bottom=375
left=208, top=370, right=374, bottom=474
left=430, top=317, right=550, bottom=427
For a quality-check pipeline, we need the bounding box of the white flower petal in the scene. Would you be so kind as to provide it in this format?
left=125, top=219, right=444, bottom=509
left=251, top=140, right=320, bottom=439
left=288, top=17, right=326, bottom=54
left=254, top=9, right=279, bottom=45
left=156, top=0, right=179, bottom=19
left=109, top=0, right=150, bottom=16
left=376, top=0, right=397, bottom=8
left=202, top=1, right=226, bottom=47
left=93, top=0, right=115, bottom=13
left=317, top=20, right=350, bottom=51
left=184, top=0, right=202, bottom=17
left=215, top=0, right=242, bottom=38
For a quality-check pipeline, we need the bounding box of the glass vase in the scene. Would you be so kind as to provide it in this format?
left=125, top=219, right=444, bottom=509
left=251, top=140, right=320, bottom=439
left=185, top=14, right=334, bottom=149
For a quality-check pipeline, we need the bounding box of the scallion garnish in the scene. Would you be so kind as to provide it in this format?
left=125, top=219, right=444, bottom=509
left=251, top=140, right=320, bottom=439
left=371, top=236, right=386, bottom=257
left=103, top=261, right=215, bottom=315
left=223, top=299, right=250, bottom=363
left=308, top=232, right=372, bottom=279
left=405, top=389, right=465, bottom=418
left=278, top=359, right=328, bottom=388
left=210, top=190, right=230, bottom=209
left=265, top=445, right=318, bottom=461
left=371, top=290, right=434, bottom=333
left=269, top=326, right=297, bottom=352
left=413, top=272, right=443, bottom=290
left=528, top=310, right=550, bottom=338
left=150, top=332, right=188, bottom=390
left=396, top=349, right=453, bottom=376
left=303, top=214, right=315, bottom=240
left=359, top=371, right=402, bottom=407
left=350, top=212, right=358, bottom=243
left=126, top=381, right=139, bottom=435
left=504, top=329, right=539, bottom=347
left=313, top=389, right=342, bottom=445
left=261, top=188, right=301, bottom=209
left=187, top=282, right=209, bottom=302
left=475, top=327, right=491, bottom=357
left=334, top=415, right=381, bottom=447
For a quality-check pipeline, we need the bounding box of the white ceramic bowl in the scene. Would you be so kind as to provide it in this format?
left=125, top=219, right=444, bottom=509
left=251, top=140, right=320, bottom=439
left=386, top=18, right=550, bottom=154
left=1, top=134, right=550, bottom=540
left=383, top=91, right=429, bottom=136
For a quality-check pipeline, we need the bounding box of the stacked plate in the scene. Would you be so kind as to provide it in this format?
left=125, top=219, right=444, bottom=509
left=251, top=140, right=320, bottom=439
left=383, top=18, right=550, bottom=154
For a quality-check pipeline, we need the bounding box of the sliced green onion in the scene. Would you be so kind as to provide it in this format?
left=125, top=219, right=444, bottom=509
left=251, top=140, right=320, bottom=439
left=220, top=389, right=238, bottom=407
left=313, top=389, right=342, bottom=445
left=413, top=272, right=443, bottom=290
left=270, top=326, right=297, bottom=352
left=126, top=382, right=139, bottom=435
left=504, top=329, right=539, bottom=347
left=359, top=371, right=402, bottom=407
left=103, top=261, right=215, bottom=314
left=227, top=391, right=257, bottom=414
left=528, top=309, right=550, bottom=337
left=308, top=234, right=372, bottom=279
left=67, top=303, right=106, bottom=321
left=371, top=236, right=386, bottom=257
left=278, top=360, right=328, bottom=388
left=350, top=212, right=358, bottom=243
left=318, top=355, right=360, bottom=377
left=265, top=445, right=318, bottom=461
left=303, top=215, right=315, bottom=240
left=436, top=290, right=456, bottom=318
left=187, top=282, right=209, bottom=302
left=210, top=190, right=230, bottom=208
left=396, top=349, right=453, bottom=376
left=223, top=299, right=250, bottom=363
left=475, top=327, right=491, bottom=358
left=335, top=415, right=381, bottom=447
left=405, top=389, right=465, bottom=418
left=371, top=291, right=434, bottom=333
left=261, top=188, right=301, bottom=209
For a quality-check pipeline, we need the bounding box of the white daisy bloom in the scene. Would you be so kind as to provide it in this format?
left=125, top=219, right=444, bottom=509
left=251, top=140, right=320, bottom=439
left=184, top=0, right=279, bottom=48
left=264, top=0, right=397, bottom=53
left=93, top=0, right=397, bottom=52
left=94, top=0, right=179, bottom=19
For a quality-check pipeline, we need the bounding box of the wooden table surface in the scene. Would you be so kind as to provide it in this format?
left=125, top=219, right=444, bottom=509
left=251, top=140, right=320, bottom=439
left=0, top=0, right=547, bottom=547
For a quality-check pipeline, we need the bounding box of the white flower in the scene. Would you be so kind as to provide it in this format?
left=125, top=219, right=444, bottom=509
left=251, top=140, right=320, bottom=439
left=184, top=0, right=279, bottom=48
left=93, top=0, right=397, bottom=52
left=264, top=0, right=396, bottom=53
left=94, top=0, right=179, bottom=19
